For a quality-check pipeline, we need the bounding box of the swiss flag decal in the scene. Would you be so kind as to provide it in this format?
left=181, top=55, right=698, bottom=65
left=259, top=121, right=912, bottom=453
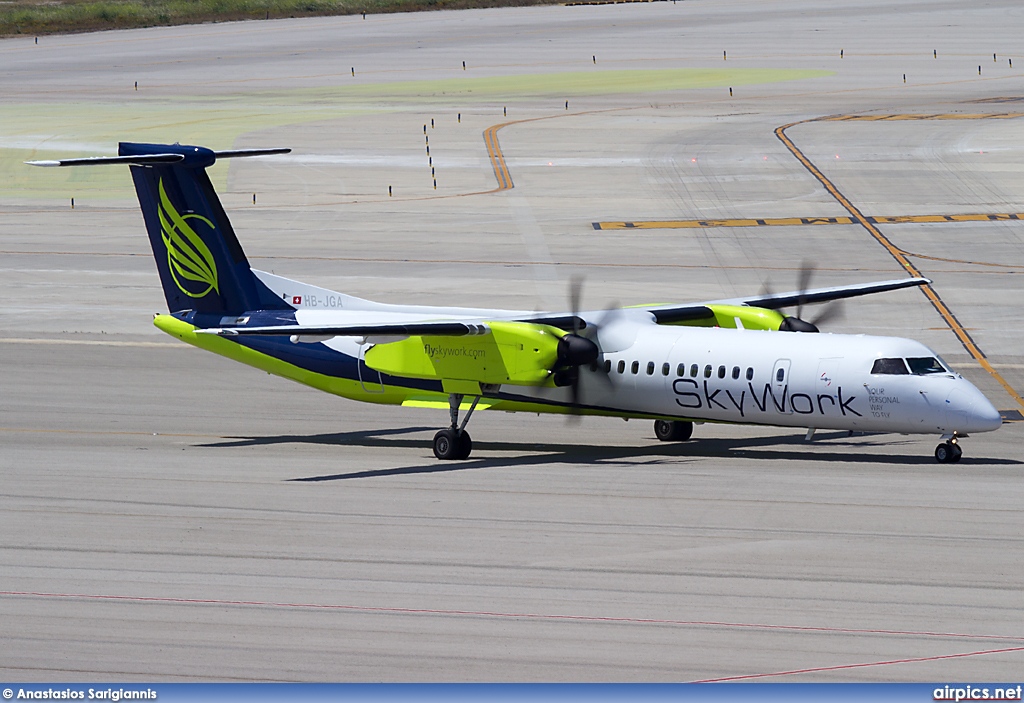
left=292, top=296, right=302, bottom=305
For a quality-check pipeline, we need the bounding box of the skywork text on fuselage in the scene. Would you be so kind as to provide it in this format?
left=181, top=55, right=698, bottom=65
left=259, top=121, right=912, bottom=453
left=672, top=380, right=861, bottom=418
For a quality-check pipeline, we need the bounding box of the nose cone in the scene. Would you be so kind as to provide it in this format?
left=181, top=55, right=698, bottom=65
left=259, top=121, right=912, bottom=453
left=947, top=384, right=1002, bottom=433
left=970, top=395, right=1003, bottom=432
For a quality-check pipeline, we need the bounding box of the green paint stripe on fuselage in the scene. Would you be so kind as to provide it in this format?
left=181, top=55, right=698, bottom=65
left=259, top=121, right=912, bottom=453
left=154, top=313, right=410, bottom=406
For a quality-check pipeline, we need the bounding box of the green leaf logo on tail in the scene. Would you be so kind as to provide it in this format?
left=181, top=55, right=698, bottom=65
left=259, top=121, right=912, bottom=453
left=158, top=178, right=219, bottom=298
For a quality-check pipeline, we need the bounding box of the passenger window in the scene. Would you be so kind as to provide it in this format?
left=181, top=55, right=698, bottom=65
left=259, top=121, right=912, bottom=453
left=605, top=360, right=612, bottom=373
left=731, top=366, right=740, bottom=380
left=676, top=363, right=685, bottom=377
left=617, top=360, right=625, bottom=374
left=704, top=365, right=713, bottom=378
left=871, top=358, right=909, bottom=375
left=746, top=367, right=754, bottom=381
left=907, top=357, right=946, bottom=375
left=717, top=365, right=726, bottom=379
left=690, top=364, right=699, bottom=377
left=662, top=363, right=670, bottom=376
left=647, top=361, right=655, bottom=375
left=776, top=368, right=785, bottom=383
left=631, top=360, right=639, bottom=374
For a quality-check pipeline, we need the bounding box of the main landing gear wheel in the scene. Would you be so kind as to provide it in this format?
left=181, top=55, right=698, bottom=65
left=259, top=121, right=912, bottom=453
left=654, top=420, right=693, bottom=442
left=433, top=393, right=480, bottom=460
left=934, top=440, right=963, bottom=464
left=433, top=428, right=472, bottom=460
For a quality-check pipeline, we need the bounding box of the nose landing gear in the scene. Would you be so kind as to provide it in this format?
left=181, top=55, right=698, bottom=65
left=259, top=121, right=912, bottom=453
left=934, top=436, right=963, bottom=464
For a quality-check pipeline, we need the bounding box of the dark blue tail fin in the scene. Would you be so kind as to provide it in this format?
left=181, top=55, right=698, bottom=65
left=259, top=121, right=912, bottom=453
left=119, top=142, right=292, bottom=316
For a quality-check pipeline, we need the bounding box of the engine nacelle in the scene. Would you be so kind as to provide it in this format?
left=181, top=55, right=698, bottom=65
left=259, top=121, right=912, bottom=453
left=670, top=304, right=787, bottom=331
left=364, top=321, right=567, bottom=386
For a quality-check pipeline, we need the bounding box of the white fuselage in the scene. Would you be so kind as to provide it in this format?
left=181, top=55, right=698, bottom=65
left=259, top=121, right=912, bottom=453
left=258, top=270, right=1002, bottom=437
left=520, top=322, right=1001, bottom=435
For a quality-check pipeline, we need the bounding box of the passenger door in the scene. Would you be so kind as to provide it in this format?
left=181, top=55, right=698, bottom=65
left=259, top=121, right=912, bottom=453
left=772, top=358, right=792, bottom=414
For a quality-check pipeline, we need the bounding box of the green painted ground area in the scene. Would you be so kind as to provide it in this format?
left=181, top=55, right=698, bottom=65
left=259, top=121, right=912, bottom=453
left=2, top=101, right=364, bottom=198
left=4, top=67, right=830, bottom=199
left=306, top=67, right=830, bottom=99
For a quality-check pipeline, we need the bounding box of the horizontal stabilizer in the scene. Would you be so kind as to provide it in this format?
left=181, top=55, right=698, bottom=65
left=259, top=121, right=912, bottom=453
left=26, top=147, right=290, bottom=168
left=26, top=154, right=185, bottom=167
left=36, top=142, right=296, bottom=316
left=213, top=148, right=292, bottom=159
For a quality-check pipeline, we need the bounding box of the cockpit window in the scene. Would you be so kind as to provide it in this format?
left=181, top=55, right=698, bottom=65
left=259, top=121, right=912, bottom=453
left=907, top=357, right=947, bottom=375
left=871, top=357, right=909, bottom=375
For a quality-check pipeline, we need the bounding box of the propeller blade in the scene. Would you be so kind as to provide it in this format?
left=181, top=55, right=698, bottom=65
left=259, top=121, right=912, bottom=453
left=552, top=364, right=584, bottom=422
left=796, top=261, right=814, bottom=320
left=593, top=302, right=620, bottom=331
left=809, top=299, right=845, bottom=327
left=569, top=275, right=583, bottom=335
left=560, top=274, right=621, bottom=421
left=592, top=360, right=614, bottom=389
left=568, top=375, right=583, bottom=423
left=583, top=301, right=620, bottom=344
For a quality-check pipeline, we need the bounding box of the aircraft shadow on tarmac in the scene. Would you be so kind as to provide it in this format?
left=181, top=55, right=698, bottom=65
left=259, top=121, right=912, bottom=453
left=196, top=428, right=1022, bottom=481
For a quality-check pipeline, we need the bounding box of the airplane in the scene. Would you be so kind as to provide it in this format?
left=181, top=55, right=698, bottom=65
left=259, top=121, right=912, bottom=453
left=27, top=142, right=1003, bottom=463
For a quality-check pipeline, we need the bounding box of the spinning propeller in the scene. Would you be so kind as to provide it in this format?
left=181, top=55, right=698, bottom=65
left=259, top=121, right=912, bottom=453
left=772, top=262, right=845, bottom=332
left=550, top=276, right=618, bottom=415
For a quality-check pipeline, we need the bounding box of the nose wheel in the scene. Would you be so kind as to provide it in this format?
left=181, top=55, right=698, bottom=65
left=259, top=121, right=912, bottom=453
left=934, top=439, right=963, bottom=464
left=433, top=393, right=479, bottom=460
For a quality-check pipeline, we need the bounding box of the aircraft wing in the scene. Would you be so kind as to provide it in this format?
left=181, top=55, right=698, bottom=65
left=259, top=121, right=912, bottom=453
left=200, top=320, right=489, bottom=338
left=730, top=276, right=931, bottom=309
left=200, top=277, right=930, bottom=337
left=644, top=276, right=931, bottom=320
left=200, top=313, right=594, bottom=338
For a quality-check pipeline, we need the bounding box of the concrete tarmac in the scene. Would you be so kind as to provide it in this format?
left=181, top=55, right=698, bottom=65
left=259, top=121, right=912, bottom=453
left=2, top=0, right=1024, bottom=681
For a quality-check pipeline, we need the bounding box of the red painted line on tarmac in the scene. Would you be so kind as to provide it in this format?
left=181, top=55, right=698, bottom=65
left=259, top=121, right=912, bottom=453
left=691, top=645, right=1024, bottom=682
left=3, top=590, right=1023, bottom=644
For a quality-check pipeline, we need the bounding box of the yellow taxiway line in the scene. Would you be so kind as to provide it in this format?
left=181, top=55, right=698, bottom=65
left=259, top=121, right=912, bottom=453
left=482, top=107, right=1024, bottom=408
left=775, top=115, right=1024, bottom=409
left=483, top=121, right=515, bottom=192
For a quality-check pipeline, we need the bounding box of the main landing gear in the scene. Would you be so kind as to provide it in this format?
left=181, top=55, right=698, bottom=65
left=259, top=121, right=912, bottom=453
left=433, top=393, right=480, bottom=460
left=934, top=436, right=963, bottom=464
left=653, top=420, right=693, bottom=442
